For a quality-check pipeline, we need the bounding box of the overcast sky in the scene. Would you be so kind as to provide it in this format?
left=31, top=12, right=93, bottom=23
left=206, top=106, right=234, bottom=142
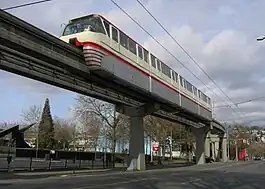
left=1, top=0, right=265, bottom=126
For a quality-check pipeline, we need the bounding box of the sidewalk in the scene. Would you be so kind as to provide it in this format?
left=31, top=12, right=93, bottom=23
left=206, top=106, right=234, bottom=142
left=0, top=168, right=113, bottom=180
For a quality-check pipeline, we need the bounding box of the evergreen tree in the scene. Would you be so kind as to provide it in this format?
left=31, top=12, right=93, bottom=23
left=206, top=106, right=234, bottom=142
left=38, top=98, right=55, bottom=149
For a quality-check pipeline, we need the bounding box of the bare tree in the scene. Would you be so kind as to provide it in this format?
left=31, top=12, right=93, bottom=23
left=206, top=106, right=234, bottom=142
left=73, top=95, right=129, bottom=166
left=0, top=121, right=19, bottom=131
left=144, top=115, right=174, bottom=161
left=53, top=116, right=75, bottom=150
left=77, top=111, right=102, bottom=151
left=20, top=105, right=42, bottom=137
left=21, top=105, right=42, bottom=124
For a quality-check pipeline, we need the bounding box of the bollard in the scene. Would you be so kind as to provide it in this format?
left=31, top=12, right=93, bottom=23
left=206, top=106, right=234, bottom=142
left=7, top=155, right=12, bottom=172
left=64, top=159, right=68, bottom=168
left=29, top=156, right=33, bottom=171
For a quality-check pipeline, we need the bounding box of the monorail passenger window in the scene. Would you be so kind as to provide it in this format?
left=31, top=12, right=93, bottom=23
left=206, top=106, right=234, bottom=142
left=198, top=90, right=202, bottom=98
left=120, top=32, right=128, bottom=49
left=175, top=72, right=178, bottom=83
left=172, top=71, right=175, bottom=81
left=128, top=39, right=137, bottom=55
left=186, top=81, right=193, bottom=93
left=137, top=46, right=143, bottom=59
left=112, top=27, right=118, bottom=43
left=193, top=86, right=197, bottom=96
left=103, top=21, right=110, bottom=36
left=143, top=49, right=149, bottom=63
left=157, top=60, right=161, bottom=71
left=151, top=54, right=156, bottom=68
left=161, top=62, right=171, bottom=78
left=179, top=75, right=184, bottom=87
left=207, top=97, right=211, bottom=105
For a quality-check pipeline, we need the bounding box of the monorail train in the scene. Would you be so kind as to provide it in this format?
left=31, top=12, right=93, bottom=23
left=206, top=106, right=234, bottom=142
left=59, top=14, right=212, bottom=113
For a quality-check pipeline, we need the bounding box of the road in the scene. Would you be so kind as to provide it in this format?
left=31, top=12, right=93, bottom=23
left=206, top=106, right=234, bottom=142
left=0, top=161, right=264, bottom=189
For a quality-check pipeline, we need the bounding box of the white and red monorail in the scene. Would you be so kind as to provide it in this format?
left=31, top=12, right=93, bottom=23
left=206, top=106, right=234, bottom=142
left=59, top=14, right=212, bottom=113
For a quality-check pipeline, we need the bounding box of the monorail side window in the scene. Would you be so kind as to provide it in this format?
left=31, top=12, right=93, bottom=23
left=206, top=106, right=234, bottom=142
left=161, top=62, right=171, bottom=78
left=143, top=49, right=149, bottom=63
left=103, top=21, right=110, bottom=37
left=112, top=27, right=118, bottom=43
left=128, top=38, right=137, bottom=55
left=120, top=32, right=128, bottom=49
left=193, top=86, right=198, bottom=96
left=172, top=71, right=175, bottom=81
left=62, top=16, right=105, bottom=36
left=175, top=72, right=178, bottom=83
left=157, top=60, right=161, bottom=71
left=151, top=54, right=156, bottom=68
left=137, top=46, right=143, bottom=59
left=179, top=75, right=184, bottom=87
left=186, top=81, right=193, bottom=93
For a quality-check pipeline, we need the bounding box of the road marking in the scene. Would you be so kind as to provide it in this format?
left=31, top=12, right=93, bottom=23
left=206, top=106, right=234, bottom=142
left=74, top=177, right=159, bottom=189
left=181, top=178, right=202, bottom=185
left=200, top=162, right=249, bottom=171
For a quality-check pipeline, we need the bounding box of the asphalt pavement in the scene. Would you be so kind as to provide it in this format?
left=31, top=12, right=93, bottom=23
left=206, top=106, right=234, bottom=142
left=0, top=161, right=264, bottom=189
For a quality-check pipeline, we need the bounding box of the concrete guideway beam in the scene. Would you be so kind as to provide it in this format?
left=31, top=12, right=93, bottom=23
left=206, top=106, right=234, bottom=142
left=116, top=103, right=160, bottom=171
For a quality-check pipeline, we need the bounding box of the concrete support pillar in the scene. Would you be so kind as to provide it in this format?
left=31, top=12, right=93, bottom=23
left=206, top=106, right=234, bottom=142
left=215, top=141, right=220, bottom=161
left=128, top=114, right=145, bottom=165
left=191, top=127, right=208, bottom=165
left=222, top=138, right=228, bottom=162
left=204, top=134, right=210, bottom=157
left=211, top=141, right=215, bottom=160
left=116, top=103, right=159, bottom=171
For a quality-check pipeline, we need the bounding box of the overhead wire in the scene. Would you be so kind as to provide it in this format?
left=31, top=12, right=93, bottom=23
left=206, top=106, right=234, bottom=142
left=3, top=0, right=248, bottom=121
left=134, top=0, right=248, bottom=120
left=2, top=0, right=53, bottom=11
left=110, top=0, right=246, bottom=119
left=215, top=96, right=265, bottom=108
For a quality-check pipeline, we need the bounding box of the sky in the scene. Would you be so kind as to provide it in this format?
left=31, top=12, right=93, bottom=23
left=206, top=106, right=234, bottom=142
left=1, top=0, right=265, bottom=126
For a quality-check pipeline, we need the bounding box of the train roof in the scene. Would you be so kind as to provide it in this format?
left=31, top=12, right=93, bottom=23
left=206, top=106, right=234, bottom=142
left=70, top=14, right=101, bottom=23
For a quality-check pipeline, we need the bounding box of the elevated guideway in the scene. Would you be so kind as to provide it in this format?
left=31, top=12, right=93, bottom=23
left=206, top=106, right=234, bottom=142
left=0, top=9, right=226, bottom=167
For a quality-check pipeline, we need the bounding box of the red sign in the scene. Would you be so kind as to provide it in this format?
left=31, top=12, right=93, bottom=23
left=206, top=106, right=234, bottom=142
left=152, top=144, right=159, bottom=152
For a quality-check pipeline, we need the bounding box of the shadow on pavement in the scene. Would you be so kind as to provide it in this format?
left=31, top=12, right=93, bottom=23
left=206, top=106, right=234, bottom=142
left=133, top=170, right=265, bottom=189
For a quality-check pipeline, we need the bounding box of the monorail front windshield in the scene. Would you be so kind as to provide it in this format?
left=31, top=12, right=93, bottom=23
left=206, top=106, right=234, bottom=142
left=62, top=16, right=105, bottom=36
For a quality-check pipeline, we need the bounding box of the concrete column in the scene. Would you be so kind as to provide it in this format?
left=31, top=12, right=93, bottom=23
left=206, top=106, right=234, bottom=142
left=116, top=103, right=159, bottom=171
left=191, top=127, right=207, bottom=165
left=204, top=135, right=210, bottom=157
left=215, top=140, right=220, bottom=161
left=211, top=141, right=215, bottom=160
left=222, top=137, right=228, bottom=162
left=128, top=114, right=145, bottom=164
